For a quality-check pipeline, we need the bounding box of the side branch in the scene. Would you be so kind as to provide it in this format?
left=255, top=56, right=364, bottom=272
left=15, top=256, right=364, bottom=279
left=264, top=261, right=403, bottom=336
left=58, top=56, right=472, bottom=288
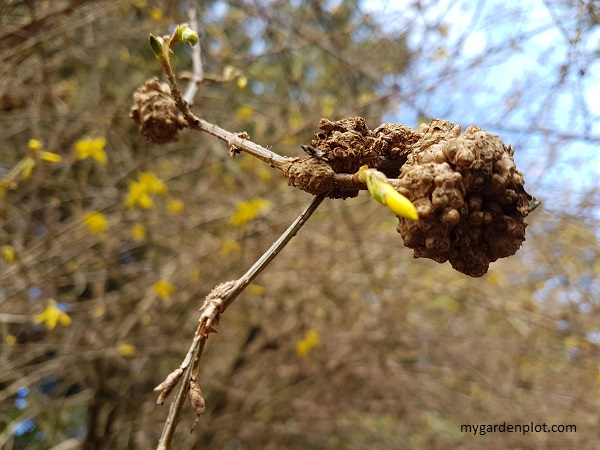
left=154, top=193, right=327, bottom=449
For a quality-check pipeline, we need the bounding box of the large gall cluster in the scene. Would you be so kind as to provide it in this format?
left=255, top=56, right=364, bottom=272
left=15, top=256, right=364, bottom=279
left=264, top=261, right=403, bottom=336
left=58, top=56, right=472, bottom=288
left=288, top=117, right=531, bottom=276
left=394, top=120, right=531, bottom=277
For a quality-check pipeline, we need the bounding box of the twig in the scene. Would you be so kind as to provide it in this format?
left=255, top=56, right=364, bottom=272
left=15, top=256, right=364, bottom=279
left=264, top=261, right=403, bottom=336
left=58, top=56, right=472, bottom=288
left=182, top=0, right=203, bottom=104
left=156, top=335, right=206, bottom=450
left=155, top=31, right=367, bottom=192
left=155, top=193, right=327, bottom=449
left=214, top=192, right=326, bottom=313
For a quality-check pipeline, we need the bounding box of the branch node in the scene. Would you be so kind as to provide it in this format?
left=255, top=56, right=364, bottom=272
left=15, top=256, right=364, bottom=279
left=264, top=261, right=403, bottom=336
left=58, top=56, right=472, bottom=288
left=229, top=132, right=251, bottom=158
left=198, top=280, right=235, bottom=335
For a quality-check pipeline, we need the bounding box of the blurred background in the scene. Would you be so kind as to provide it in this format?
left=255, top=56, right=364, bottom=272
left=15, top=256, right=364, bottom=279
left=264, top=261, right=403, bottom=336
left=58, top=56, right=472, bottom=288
left=0, top=0, right=599, bottom=448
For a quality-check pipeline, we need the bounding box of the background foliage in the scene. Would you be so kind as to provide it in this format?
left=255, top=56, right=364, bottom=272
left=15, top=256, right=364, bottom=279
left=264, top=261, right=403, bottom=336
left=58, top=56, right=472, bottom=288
left=0, top=0, right=599, bottom=449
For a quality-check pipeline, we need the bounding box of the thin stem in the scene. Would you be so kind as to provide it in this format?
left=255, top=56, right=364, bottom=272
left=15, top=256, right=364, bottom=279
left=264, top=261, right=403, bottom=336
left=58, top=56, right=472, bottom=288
left=157, top=33, right=367, bottom=192
left=222, top=192, right=326, bottom=311
left=156, top=335, right=206, bottom=450
left=155, top=193, right=326, bottom=450
left=182, top=0, right=203, bottom=104
left=193, top=117, right=290, bottom=167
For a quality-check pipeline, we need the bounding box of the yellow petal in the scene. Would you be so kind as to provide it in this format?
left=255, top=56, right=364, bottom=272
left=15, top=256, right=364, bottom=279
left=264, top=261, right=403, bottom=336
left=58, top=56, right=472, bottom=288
left=83, top=212, right=108, bottom=235
left=131, top=223, right=146, bottom=241
left=117, top=343, right=136, bottom=356
left=28, top=139, right=42, bottom=152
left=248, top=284, right=265, bottom=296
left=167, top=198, right=184, bottom=214
left=40, top=151, right=62, bottom=163
left=58, top=312, right=72, bottom=327
left=296, top=341, right=309, bottom=358
left=304, top=329, right=320, bottom=348
left=1, top=245, right=15, bottom=262
left=153, top=280, right=175, bottom=301
left=237, top=75, right=248, bottom=89
left=22, top=157, right=36, bottom=180
left=382, top=184, right=419, bottom=221
left=92, top=149, right=108, bottom=165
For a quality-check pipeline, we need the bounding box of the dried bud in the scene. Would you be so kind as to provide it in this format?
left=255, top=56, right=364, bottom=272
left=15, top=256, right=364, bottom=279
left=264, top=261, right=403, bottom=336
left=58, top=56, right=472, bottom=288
left=395, top=120, right=531, bottom=277
left=189, top=378, right=206, bottom=416
left=130, top=78, right=187, bottom=144
left=153, top=367, right=184, bottom=405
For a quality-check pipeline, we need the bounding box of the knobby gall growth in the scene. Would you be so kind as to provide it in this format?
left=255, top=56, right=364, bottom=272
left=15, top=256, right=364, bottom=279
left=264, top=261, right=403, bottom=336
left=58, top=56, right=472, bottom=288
left=393, top=120, right=531, bottom=277
left=130, top=78, right=188, bottom=144
left=283, top=117, right=532, bottom=276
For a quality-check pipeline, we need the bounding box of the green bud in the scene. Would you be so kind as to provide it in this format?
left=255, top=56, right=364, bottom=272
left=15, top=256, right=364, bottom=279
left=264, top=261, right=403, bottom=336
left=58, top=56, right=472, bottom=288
left=149, top=34, right=164, bottom=56
left=174, top=24, right=198, bottom=47
left=180, top=28, right=199, bottom=46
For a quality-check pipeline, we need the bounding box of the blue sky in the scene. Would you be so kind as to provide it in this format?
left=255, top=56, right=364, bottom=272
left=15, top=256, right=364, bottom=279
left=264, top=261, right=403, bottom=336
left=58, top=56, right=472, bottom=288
left=361, top=0, right=600, bottom=215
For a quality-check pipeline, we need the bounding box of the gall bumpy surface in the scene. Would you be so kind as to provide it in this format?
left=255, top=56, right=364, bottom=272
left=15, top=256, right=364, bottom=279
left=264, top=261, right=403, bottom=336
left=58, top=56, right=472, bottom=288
left=395, top=119, right=531, bottom=277
left=130, top=78, right=187, bottom=144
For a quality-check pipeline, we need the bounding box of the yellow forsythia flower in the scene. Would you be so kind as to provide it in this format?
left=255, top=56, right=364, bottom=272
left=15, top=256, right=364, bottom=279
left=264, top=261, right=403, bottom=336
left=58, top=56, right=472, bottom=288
left=229, top=198, right=270, bottom=227
left=131, top=223, right=146, bottom=241
left=125, top=181, right=153, bottom=209
left=1, top=245, right=15, bottom=262
left=21, top=157, right=36, bottom=180
left=28, top=139, right=42, bottom=152
left=237, top=75, right=248, bottom=89
left=248, top=284, right=265, bottom=296
left=235, top=105, right=253, bottom=121
left=83, top=212, right=108, bottom=235
left=138, top=172, right=167, bottom=194
left=5, top=335, right=17, bottom=345
left=167, top=198, right=184, bottom=214
left=117, top=343, right=136, bottom=357
left=28, top=138, right=61, bottom=161
left=33, top=299, right=72, bottom=330
left=40, top=151, right=62, bottom=162
left=74, top=137, right=108, bottom=164
left=296, top=329, right=320, bottom=358
left=153, top=280, right=175, bottom=302
left=149, top=7, right=162, bottom=20
left=220, top=239, right=241, bottom=256
left=125, top=172, right=167, bottom=209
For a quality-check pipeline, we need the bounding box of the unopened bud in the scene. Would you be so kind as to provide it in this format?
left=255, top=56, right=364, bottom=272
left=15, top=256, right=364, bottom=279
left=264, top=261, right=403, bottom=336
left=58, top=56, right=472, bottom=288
left=149, top=34, right=164, bottom=56
left=175, top=24, right=198, bottom=47
left=180, top=28, right=198, bottom=46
